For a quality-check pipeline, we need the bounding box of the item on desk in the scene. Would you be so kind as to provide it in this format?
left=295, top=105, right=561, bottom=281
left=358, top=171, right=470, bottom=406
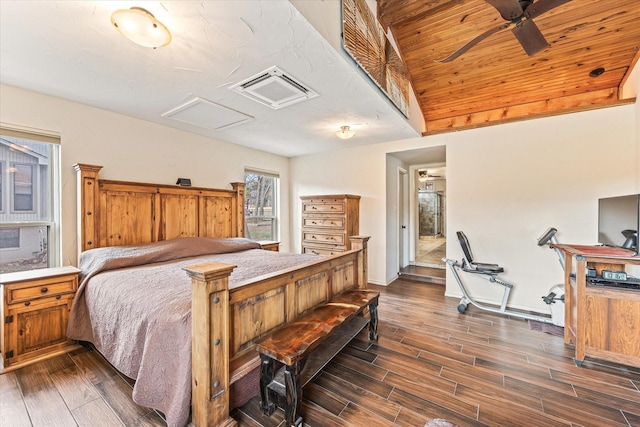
left=601, top=270, right=627, bottom=281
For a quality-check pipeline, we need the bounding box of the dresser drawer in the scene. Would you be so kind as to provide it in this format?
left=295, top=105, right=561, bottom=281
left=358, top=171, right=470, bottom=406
left=303, top=231, right=345, bottom=245
left=6, top=276, right=77, bottom=305
left=303, top=203, right=345, bottom=214
left=302, top=217, right=345, bottom=229
left=303, top=246, right=344, bottom=256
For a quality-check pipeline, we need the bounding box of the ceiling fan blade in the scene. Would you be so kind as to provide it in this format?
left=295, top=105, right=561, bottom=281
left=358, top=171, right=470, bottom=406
left=525, top=0, right=572, bottom=19
left=435, top=23, right=509, bottom=63
left=484, top=0, right=523, bottom=20
left=512, top=18, right=549, bottom=56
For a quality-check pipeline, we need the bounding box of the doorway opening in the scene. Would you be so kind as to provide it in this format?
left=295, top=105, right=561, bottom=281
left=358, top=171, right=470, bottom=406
left=386, top=146, right=446, bottom=284
left=415, top=171, right=446, bottom=269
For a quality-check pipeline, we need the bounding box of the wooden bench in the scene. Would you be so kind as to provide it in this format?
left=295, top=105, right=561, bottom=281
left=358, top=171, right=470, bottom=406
left=255, top=289, right=379, bottom=427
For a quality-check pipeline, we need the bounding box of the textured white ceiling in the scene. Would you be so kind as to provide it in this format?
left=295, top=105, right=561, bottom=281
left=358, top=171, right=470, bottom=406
left=0, top=1, right=419, bottom=157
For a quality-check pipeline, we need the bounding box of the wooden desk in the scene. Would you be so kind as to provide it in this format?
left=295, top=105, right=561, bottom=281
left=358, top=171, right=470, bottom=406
left=552, top=244, right=640, bottom=367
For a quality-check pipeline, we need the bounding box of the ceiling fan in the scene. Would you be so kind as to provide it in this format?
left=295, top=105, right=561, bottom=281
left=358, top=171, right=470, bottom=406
left=436, top=0, right=571, bottom=63
left=418, top=170, right=442, bottom=181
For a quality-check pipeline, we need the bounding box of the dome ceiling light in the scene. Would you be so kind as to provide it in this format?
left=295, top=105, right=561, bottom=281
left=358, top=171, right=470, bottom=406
left=110, top=7, right=171, bottom=49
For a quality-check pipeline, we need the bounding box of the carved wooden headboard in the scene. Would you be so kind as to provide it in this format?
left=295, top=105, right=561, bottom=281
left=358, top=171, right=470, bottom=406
left=74, top=164, right=245, bottom=254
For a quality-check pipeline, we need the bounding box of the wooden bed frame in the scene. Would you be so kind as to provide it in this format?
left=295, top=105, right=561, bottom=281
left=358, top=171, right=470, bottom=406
left=73, top=164, right=370, bottom=427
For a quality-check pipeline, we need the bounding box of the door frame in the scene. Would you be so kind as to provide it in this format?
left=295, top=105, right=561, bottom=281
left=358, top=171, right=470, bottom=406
left=397, top=167, right=409, bottom=272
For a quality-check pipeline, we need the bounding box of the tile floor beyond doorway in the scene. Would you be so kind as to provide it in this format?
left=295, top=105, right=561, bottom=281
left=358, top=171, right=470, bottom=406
left=415, top=236, right=446, bottom=268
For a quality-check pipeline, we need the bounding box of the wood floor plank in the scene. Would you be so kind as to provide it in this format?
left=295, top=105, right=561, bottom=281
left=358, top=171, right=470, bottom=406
left=93, top=372, right=153, bottom=425
left=369, top=335, right=421, bottom=358
left=323, top=361, right=393, bottom=398
left=332, top=352, right=388, bottom=380
left=15, top=363, right=78, bottom=426
left=300, top=400, right=353, bottom=427
left=477, top=400, right=570, bottom=427
left=72, top=398, right=125, bottom=427
left=403, top=336, right=477, bottom=365
left=438, top=359, right=505, bottom=386
left=71, top=348, right=119, bottom=385
left=42, top=353, right=76, bottom=375
left=337, top=402, right=399, bottom=427
left=384, top=371, right=478, bottom=419
left=550, top=368, right=640, bottom=396
left=388, top=388, right=486, bottom=427
left=623, top=411, right=640, bottom=426
left=313, top=371, right=401, bottom=422
left=540, top=397, right=629, bottom=427
left=50, top=365, right=101, bottom=410
left=572, top=384, right=640, bottom=415
left=0, top=371, right=31, bottom=427
left=303, top=381, right=348, bottom=416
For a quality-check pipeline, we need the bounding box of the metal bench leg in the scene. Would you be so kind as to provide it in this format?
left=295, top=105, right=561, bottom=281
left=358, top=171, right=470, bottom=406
left=259, top=354, right=275, bottom=415
left=284, top=361, right=303, bottom=427
left=368, top=300, right=379, bottom=341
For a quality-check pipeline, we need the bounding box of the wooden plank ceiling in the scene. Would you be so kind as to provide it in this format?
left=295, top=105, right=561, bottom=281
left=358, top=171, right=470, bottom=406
left=377, top=0, right=640, bottom=134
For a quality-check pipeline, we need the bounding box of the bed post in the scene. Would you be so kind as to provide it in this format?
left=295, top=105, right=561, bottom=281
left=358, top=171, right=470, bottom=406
left=350, top=236, right=370, bottom=289
left=73, top=163, right=103, bottom=259
left=184, top=261, right=238, bottom=427
left=230, top=182, right=245, bottom=238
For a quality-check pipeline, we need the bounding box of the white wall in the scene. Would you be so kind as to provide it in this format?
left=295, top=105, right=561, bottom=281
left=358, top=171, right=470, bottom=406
left=0, top=84, right=291, bottom=266
left=290, top=103, right=640, bottom=313
left=3, top=82, right=638, bottom=314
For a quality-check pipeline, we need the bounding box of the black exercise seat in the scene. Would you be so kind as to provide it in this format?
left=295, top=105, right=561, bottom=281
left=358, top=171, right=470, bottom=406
left=456, top=231, right=504, bottom=274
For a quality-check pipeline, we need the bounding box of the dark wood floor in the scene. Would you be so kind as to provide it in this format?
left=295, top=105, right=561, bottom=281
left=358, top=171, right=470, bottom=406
left=3, top=278, right=640, bottom=426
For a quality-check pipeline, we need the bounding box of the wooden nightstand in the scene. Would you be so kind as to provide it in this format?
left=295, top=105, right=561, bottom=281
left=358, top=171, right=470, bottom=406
left=258, top=241, right=280, bottom=252
left=1, top=266, right=81, bottom=373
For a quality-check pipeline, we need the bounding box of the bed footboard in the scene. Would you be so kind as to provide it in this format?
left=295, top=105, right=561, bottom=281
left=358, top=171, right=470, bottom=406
left=184, top=262, right=238, bottom=427
left=184, top=237, right=369, bottom=427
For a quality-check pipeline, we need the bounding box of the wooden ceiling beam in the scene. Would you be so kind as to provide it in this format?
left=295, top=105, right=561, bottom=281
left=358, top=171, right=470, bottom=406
left=423, top=89, right=635, bottom=135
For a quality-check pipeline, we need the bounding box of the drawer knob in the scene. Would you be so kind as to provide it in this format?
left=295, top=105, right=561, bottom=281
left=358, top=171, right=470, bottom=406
left=41, top=287, right=48, bottom=293
left=24, top=301, right=30, bottom=306
left=56, top=295, right=61, bottom=300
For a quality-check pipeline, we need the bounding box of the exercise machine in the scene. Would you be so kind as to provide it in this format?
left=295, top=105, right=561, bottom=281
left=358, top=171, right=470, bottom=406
left=443, top=227, right=563, bottom=324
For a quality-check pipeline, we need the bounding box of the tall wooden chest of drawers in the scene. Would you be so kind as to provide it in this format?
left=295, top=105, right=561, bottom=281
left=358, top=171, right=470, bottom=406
left=301, top=194, right=360, bottom=256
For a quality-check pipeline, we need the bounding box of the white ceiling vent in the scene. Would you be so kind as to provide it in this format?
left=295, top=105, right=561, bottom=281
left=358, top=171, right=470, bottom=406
left=162, top=97, right=253, bottom=131
left=229, top=66, right=319, bottom=109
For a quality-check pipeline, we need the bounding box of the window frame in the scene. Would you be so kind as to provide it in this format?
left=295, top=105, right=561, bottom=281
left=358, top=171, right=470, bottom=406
left=0, top=160, right=4, bottom=213
left=244, top=168, right=280, bottom=242
left=0, top=125, right=61, bottom=271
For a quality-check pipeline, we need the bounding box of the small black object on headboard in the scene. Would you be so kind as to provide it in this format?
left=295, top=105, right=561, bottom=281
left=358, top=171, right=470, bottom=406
left=176, top=178, right=191, bottom=187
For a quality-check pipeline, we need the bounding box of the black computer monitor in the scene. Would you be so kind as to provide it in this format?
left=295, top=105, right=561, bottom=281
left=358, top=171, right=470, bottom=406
left=598, top=194, right=640, bottom=255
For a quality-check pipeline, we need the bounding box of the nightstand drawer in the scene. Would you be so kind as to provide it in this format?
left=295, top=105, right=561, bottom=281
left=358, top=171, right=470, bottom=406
left=6, top=276, right=77, bottom=305
left=303, top=217, right=345, bottom=229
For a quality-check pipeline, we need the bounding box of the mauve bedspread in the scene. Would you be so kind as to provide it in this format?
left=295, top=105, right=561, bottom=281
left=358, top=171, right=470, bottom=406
left=67, top=237, right=319, bottom=427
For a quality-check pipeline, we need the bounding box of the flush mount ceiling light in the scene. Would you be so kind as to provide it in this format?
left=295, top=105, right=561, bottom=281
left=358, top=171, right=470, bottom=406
left=336, top=125, right=355, bottom=140
left=110, top=7, right=171, bottom=48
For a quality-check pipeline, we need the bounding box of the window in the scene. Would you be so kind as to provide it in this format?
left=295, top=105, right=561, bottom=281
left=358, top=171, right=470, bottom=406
left=0, top=228, right=20, bottom=249
left=0, top=126, right=60, bottom=274
left=244, top=169, right=279, bottom=241
left=13, top=163, right=34, bottom=211
left=0, top=162, right=3, bottom=212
